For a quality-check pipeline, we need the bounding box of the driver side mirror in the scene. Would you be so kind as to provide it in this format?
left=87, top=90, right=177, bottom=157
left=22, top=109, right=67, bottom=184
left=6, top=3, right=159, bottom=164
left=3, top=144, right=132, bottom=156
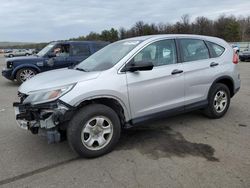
left=122, top=61, right=154, bottom=72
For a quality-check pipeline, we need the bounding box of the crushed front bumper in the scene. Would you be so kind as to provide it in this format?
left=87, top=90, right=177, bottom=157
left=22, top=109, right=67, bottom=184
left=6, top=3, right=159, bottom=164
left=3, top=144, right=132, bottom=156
left=13, top=100, right=75, bottom=141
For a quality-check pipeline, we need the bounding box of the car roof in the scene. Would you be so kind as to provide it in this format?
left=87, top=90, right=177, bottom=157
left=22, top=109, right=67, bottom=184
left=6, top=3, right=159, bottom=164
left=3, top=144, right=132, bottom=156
left=52, top=41, right=110, bottom=45
left=121, top=34, right=228, bottom=47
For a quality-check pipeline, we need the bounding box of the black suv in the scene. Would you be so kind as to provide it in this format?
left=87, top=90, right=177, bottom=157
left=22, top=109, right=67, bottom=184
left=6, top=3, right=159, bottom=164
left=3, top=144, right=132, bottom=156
left=2, top=41, right=109, bottom=83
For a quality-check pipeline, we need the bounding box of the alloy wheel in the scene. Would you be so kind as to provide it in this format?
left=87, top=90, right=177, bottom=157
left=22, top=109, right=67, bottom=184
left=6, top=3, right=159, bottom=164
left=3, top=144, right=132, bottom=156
left=19, top=69, right=36, bottom=82
left=213, top=90, right=228, bottom=113
left=81, top=116, right=113, bottom=151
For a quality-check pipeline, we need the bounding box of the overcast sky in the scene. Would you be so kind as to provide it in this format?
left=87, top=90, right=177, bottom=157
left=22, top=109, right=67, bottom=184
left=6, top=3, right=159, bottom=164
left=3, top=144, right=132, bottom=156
left=0, top=0, right=250, bottom=42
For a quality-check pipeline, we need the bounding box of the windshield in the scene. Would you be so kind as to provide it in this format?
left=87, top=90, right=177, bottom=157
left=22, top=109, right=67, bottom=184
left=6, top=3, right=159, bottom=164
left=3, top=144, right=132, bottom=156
left=37, top=43, right=55, bottom=57
left=76, top=40, right=141, bottom=72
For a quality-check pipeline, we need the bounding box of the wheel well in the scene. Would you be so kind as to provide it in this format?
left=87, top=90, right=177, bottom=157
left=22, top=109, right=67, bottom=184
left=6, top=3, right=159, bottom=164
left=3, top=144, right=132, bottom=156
left=77, top=98, right=126, bottom=127
left=14, top=67, right=39, bottom=79
left=215, top=78, right=234, bottom=97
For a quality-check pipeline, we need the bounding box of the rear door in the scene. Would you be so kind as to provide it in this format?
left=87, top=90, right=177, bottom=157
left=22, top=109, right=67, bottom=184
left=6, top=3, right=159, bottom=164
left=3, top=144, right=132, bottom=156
left=125, top=39, right=185, bottom=119
left=178, top=38, right=223, bottom=106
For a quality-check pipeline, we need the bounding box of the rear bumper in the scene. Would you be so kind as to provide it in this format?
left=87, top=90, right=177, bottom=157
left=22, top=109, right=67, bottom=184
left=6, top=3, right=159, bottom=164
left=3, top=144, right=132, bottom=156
left=2, top=68, right=13, bottom=80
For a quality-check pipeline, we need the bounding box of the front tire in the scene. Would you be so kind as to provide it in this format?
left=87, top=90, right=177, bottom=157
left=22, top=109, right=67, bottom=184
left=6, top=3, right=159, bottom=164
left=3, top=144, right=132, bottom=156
left=67, top=104, right=121, bottom=158
left=16, top=68, right=37, bottom=84
left=203, top=83, right=230, bottom=119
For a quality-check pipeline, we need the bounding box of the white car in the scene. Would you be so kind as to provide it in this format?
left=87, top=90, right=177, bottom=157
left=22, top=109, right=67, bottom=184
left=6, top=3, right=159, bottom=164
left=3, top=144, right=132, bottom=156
left=4, top=49, right=33, bottom=58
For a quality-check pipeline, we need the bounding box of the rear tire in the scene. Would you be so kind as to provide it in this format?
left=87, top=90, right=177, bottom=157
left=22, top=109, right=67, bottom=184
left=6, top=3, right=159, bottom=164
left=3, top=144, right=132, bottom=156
left=203, top=83, right=230, bottom=119
left=67, top=104, right=121, bottom=158
left=16, top=68, right=37, bottom=84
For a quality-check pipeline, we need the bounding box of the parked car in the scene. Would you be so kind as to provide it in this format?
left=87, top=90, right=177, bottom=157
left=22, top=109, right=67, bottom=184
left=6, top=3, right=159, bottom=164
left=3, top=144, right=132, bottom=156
left=239, top=51, right=250, bottom=61
left=4, top=49, right=32, bottom=58
left=13, top=35, right=240, bottom=158
left=3, top=49, right=13, bottom=53
left=2, top=41, right=109, bottom=83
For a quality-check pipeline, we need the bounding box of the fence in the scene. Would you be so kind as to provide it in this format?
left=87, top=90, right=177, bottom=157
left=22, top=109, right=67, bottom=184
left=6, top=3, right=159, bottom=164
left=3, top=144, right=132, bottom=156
left=229, top=42, right=250, bottom=52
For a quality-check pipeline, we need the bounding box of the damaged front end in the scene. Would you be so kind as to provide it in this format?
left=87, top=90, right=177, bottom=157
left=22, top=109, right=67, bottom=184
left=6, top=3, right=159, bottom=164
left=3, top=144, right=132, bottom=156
left=13, top=92, right=74, bottom=143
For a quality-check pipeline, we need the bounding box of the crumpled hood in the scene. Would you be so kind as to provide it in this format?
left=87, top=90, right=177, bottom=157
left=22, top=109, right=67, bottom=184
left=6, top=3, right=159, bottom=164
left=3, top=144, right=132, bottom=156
left=19, top=68, right=101, bottom=94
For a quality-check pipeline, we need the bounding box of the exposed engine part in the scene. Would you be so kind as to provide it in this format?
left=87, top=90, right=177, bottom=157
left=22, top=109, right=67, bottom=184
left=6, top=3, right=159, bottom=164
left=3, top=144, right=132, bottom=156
left=40, top=114, right=56, bottom=129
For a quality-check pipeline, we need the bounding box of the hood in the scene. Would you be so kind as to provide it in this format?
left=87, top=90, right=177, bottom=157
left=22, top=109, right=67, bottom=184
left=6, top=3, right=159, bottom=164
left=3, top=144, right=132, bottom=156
left=19, top=68, right=101, bottom=94
left=7, top=55, right=44, bottom=62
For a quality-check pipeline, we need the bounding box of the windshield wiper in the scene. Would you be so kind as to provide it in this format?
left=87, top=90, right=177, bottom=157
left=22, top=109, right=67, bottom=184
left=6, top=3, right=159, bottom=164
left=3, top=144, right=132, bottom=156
left=75, top=67, right=88, bottom=72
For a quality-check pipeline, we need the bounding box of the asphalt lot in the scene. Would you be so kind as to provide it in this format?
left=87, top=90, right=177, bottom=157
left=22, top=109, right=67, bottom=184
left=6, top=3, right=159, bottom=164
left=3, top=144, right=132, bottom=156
left=0, top=55, right=249, bottom=188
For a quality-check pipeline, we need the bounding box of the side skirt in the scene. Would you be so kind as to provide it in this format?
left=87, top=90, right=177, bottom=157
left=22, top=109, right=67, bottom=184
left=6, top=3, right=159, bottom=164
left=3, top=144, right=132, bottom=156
left=124, top=100, right=208, bottom=128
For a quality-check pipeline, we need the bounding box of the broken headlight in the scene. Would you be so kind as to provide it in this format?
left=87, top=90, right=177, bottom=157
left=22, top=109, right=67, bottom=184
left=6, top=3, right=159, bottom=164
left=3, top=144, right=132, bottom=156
left=23, top=84, right=75, bottom=105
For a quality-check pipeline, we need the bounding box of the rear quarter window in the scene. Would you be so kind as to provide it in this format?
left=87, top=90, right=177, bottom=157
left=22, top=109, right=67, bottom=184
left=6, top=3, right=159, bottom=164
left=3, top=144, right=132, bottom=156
left=206, top=41, right=225, bottom=58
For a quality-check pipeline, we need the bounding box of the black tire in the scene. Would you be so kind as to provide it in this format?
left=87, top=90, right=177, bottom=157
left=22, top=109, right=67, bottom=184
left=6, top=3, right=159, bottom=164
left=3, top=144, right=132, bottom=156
left=16, top=68, right=37, bottom=84
left=9, top=54, right=14, bottom=58
left=25, top=53, right=30, bottom=56
left=203, top=83, right=230, bottom=119
left=67, top=104, right=121, bottom=158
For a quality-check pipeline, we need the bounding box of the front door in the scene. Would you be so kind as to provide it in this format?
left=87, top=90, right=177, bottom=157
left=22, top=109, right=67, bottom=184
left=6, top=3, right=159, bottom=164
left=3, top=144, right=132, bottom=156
left=125, top=39, right=185, bottom=119
left=46, top=44, right=71, bottom=70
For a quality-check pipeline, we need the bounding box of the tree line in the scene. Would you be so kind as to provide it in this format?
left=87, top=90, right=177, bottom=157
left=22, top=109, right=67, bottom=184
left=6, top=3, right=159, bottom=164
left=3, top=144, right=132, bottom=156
left=71, top=14, right=250, bottom=42
left=4, top=14, right=250, bottom=50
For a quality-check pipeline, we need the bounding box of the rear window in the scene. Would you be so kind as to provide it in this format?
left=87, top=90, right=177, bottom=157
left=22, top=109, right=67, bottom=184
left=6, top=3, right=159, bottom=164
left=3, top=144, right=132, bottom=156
left=71, top=44, right=91, bottom=56
left=206, top=41, right=225, bottom=58
left=179, top=39, right=210, bottom=62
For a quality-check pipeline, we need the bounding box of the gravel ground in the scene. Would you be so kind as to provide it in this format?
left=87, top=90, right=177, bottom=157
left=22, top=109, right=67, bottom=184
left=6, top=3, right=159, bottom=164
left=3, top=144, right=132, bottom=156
left=0, top=55, right=249, bottom=188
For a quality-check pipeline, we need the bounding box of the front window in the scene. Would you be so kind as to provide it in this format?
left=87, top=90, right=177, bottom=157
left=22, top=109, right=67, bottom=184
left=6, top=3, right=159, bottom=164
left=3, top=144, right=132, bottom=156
left=53, top=44, right=70, bottom=57
left=132, top=39, right=177, bottom=66
left=75, top=40, right=141, bottom=72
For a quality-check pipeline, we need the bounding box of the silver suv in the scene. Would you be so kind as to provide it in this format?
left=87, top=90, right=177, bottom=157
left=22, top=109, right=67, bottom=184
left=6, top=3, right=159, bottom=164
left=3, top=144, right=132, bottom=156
left=13, top=35, right=241, bottom=158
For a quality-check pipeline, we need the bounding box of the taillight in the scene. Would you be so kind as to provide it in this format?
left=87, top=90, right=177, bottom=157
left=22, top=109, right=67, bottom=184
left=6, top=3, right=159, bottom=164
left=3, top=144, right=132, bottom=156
left=233, top=52, right=239, bottom=64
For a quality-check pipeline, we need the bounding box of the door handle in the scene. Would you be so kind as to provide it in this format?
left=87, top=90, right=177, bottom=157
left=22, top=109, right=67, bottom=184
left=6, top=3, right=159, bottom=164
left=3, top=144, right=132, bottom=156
left=171, top=69, right=183, bottom=75
left=210, top=62, right=219, bottom=67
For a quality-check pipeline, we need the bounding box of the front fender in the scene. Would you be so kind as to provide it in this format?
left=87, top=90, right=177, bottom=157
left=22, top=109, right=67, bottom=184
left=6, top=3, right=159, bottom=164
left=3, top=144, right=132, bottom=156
left=12, top=64, right=41, bottom=78
left=61, top=92, right=131, bottom=122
